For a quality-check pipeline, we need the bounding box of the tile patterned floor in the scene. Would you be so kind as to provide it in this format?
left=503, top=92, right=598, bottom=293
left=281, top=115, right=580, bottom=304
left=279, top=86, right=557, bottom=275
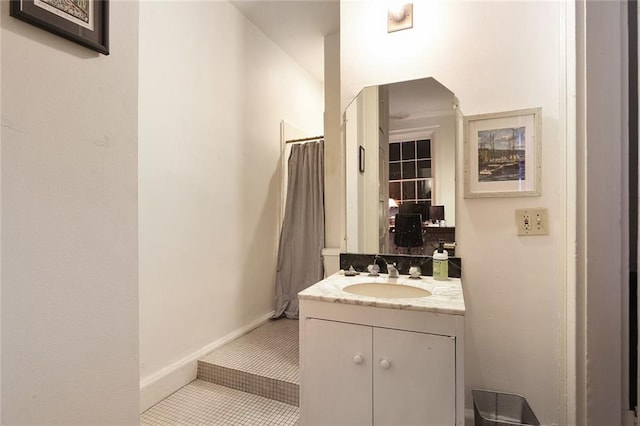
left=140, top=380, right=299, bottom=426
left=141, top=318, right=300, bottom=425
left=198, top=318, right=299, bottom=406
left=199, top=318, right=299, bottom=384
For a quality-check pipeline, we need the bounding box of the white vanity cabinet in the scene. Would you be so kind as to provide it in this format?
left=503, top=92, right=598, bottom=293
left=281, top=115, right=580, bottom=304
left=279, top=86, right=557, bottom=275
left=373, top=326, right=455, bottom=425
left=302, top=317, right=455, bottom=426
left=299, top=273, right=465, bottom=426
left=302, top=319, right=373, bottom=425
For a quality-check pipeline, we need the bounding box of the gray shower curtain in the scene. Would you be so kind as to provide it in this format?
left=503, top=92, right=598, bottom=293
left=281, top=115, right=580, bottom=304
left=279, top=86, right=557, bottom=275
left=273, top=141, right=324, bottom=319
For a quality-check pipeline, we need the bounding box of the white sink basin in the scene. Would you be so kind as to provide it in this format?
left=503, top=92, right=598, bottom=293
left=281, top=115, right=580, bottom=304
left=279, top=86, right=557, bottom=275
left=343, top=283, right=431, bottom=299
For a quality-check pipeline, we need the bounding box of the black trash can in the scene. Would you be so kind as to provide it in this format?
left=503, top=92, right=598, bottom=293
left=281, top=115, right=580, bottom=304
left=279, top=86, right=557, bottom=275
left=472, top=389, right=540, bottom=426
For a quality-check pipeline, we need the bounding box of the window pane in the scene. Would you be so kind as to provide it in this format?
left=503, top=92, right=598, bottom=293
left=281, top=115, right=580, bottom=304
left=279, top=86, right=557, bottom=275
left=402, top=181, right=416, bottom=199
left=417, top=179, right=432, bottom=199
left=389, top=182, right=401, bottom=200
left=389, top=163, right=401, bottom=180
left=401, top=141, right=416, bottom=160
left=389, top=143, right=401, bottom=161
left=417, top=139, right=431, bottom=158
left=417, top=160, right=431, bottom=178
left=402, top=161, right=416, bottom=179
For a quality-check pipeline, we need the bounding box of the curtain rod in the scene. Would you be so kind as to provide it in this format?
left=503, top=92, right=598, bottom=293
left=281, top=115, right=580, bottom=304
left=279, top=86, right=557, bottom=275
left=285, top=135, right=324, bottom=144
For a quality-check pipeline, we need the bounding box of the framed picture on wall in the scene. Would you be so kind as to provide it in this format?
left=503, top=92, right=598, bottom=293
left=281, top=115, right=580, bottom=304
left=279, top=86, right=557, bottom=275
left=464, top=107, right=542, bottom=198
left=10, top=0, right=109, bottom=55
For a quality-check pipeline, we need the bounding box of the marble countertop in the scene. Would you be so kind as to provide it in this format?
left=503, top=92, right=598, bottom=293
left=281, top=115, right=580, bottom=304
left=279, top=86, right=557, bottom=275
left=298, top=272, right=465, bottom=316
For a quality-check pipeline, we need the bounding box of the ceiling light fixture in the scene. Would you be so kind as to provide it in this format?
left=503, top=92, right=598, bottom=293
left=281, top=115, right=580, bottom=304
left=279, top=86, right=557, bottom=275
left=387, top=3, right=413, bottom=33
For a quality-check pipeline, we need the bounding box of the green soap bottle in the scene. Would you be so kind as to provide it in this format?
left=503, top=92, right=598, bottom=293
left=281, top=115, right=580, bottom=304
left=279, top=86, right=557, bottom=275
left=432, top=240, right=449, bottom=281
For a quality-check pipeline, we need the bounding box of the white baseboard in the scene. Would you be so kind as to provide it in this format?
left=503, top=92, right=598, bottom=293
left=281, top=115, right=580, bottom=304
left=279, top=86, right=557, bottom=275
left=139, top=311, right=275, bottom=413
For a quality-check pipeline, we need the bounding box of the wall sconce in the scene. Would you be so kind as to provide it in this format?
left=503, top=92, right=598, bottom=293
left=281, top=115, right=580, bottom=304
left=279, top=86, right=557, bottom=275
left=387, top=3, right=413, bottom=33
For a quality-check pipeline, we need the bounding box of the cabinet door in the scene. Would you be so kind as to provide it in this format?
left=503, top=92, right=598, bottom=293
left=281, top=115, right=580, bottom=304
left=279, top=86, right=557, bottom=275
left=373, top=328, right=455, bottom=425
left=301, top=319, right=373, bottom=426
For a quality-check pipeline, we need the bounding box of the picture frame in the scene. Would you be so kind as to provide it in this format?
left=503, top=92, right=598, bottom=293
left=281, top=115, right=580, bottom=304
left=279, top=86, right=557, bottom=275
left=10, top=0, right=109, bottom=55
left=464, top=107, right=541, bottom=198
left=359, top=146, right=365, bottom=173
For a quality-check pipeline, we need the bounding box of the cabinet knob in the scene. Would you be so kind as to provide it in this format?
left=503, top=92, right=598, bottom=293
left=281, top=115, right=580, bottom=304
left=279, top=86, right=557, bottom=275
left=379, top=359, right=391, bottom=369
left=353, top=355, right=364, bottom=364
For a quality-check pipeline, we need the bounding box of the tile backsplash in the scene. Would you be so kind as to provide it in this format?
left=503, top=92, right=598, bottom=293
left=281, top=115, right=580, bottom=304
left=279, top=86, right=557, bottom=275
left=339, top=253, right=462, bottom=278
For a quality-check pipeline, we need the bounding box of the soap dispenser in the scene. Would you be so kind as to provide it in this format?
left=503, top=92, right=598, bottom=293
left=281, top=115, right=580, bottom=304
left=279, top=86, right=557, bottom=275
left=432, top=240, right=448, bottom=281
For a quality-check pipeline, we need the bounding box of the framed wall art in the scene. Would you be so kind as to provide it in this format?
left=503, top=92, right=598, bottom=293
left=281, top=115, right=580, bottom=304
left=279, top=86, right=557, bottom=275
left=464, top=107, right=541, bottom=198
left=10, top=0, right=109, bottom=55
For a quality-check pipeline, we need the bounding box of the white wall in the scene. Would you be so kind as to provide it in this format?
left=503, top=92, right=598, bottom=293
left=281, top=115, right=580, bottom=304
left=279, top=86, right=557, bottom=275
left=324, top=32, right=343, bottom=253
left=1, top=1, right=140, bottom=424
left=340, top=1, right=566, bottom=423
left=345, top=86, right=381, bottom=253
left=323, top=31, right=343, bottom=274
left=138, top=0, right=323, bottom=409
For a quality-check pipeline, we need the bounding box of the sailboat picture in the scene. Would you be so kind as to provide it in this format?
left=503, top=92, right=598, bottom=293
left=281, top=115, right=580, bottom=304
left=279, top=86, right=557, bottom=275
left=477, top=126, right=526, bottom=182
left=464, top=108, right=541, bottom=198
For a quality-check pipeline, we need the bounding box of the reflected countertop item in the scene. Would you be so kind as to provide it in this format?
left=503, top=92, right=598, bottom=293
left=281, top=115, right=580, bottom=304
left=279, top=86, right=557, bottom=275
left=298, top=272, right=465, bottom=316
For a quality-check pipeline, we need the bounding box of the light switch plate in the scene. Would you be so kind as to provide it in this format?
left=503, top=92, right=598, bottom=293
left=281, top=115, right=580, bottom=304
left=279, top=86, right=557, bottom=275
left=516, top=208, right=549, bottom=236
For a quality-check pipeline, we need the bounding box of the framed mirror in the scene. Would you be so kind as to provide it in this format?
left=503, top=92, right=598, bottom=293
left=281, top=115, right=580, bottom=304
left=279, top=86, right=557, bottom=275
left=344, top=77, right=460, bottom=256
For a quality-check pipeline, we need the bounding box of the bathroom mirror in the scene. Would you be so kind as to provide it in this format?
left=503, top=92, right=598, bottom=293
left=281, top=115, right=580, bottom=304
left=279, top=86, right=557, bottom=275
left=344, top=77, right=460, bottom=255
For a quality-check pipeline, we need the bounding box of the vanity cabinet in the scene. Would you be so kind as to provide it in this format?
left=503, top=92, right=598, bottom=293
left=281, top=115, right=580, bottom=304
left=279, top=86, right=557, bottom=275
left=299, top=273, right=465, bottom=425
left=302, top=318, right=455, bottom=426
left=302, top=319, right=372, bottom=425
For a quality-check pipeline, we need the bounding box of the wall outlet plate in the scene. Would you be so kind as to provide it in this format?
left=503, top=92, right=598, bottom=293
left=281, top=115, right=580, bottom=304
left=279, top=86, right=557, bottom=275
left=516, top=208, right=549, bottom=236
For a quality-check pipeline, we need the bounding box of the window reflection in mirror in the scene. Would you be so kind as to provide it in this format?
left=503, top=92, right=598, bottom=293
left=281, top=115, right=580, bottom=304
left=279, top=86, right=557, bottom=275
left=344, top=77, right=459, bottom=256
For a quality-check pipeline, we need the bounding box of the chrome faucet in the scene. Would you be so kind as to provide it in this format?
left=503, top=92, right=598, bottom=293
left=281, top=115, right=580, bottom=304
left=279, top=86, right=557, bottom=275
left=373, top=255, right=399, bottom=278
left=386, top=262, right=399, bottom=278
